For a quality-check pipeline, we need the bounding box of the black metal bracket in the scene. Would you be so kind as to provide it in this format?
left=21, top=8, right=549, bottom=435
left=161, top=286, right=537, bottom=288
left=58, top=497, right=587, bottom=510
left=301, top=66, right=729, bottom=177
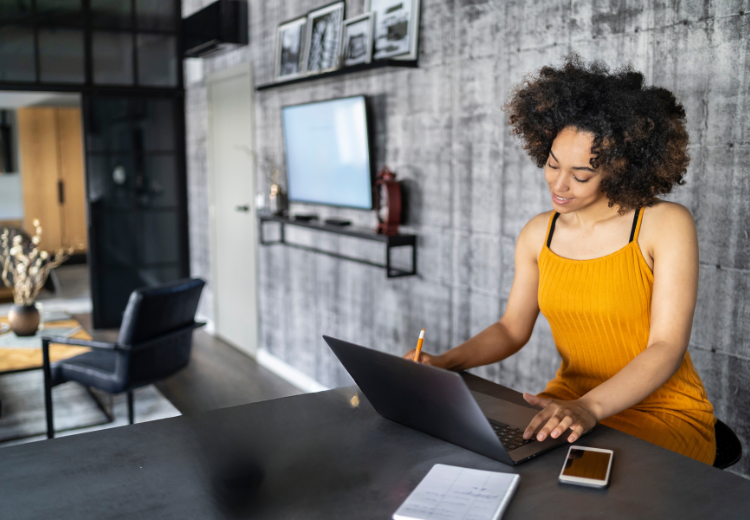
left=259, top=215, right=417, bottom=278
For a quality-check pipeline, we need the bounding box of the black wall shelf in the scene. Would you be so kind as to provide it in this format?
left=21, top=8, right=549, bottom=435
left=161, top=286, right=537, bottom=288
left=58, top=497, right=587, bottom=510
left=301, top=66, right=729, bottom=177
left=259, top=215, right=417, bottom=278
left=255, top=60, right=418, bottom=91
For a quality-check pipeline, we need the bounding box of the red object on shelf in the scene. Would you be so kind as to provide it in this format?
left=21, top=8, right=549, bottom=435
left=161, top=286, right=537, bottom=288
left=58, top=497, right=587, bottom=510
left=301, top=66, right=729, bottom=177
left=374, top=166, right=402, bottom=236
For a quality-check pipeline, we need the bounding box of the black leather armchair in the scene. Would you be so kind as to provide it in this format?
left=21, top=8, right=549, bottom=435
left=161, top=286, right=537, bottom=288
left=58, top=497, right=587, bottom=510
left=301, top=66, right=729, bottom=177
left=41, top=278, right=206, bottom=439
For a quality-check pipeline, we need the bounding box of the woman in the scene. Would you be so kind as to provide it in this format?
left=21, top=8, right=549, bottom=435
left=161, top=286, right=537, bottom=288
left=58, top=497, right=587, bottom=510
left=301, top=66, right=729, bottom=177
left=405, top=56, right=716, bottom=465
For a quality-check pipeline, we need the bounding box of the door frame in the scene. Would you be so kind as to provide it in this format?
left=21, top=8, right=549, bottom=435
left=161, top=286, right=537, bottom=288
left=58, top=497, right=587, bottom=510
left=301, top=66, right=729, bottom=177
left=206, top=61, right=259, bottom=356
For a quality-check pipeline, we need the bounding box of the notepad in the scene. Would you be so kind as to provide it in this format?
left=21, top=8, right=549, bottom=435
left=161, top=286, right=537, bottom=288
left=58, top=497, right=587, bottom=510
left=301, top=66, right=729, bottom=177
left=393, top=464, right=520, bottom=520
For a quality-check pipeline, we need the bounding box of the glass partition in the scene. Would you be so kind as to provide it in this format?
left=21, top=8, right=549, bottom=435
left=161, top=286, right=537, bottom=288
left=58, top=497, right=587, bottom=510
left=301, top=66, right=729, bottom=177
left=0, top=25, right=35, bottom=82
left=38, top=28, right=86, bottom=83
left=0, top=0, right=181, bottom=88
left=0, top=1, right=187, bottom=328
left=136, top=0, right=176, bottom=31
left=136, top=34, right=178, bottom=87
left=0, top=1, right=33, bottom=20
left=84, top=95, right=188, bottom=328
left=93, top=31, right=134, bottom=85
left=91, top=0, right=133, bottom=29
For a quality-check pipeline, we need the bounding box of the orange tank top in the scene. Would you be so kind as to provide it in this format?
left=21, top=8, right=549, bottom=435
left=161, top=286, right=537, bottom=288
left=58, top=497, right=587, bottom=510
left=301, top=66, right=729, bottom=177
left=537, top=209, right=716, bottom=465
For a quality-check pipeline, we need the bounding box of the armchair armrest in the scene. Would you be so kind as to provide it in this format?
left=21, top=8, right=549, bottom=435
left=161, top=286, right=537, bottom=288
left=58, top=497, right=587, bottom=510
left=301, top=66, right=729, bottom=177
left=40, top=335, right=121, bottom=351
left=126, top=321, right=206, bottom=352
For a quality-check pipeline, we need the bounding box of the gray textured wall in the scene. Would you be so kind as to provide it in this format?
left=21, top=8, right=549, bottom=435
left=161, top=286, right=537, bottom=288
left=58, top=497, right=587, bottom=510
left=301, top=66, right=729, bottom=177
left=184, top=0, right=750, bottom=478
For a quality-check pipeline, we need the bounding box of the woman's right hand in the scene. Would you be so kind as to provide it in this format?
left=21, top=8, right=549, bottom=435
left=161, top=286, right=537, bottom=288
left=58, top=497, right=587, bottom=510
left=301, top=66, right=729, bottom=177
left=402, top=349, right=444, bottom=367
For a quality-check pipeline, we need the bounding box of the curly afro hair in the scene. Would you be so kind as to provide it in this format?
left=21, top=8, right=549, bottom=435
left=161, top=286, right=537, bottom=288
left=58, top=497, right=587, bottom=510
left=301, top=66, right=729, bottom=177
left=504, top=54, right=689, bottom=212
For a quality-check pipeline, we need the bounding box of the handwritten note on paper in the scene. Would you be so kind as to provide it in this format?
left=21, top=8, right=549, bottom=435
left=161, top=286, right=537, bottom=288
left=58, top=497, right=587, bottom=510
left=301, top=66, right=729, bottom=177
left=393, top=464, right=520, bottom=520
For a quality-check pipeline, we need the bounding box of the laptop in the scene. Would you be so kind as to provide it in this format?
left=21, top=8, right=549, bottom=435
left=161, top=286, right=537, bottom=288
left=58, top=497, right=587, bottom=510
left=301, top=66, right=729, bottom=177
left=324, top=336, right=573, bottom=465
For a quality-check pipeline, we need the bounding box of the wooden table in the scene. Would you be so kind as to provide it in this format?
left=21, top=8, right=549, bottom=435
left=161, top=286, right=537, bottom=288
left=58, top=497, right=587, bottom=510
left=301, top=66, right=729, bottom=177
left=0, top=316, right=91, bottom=374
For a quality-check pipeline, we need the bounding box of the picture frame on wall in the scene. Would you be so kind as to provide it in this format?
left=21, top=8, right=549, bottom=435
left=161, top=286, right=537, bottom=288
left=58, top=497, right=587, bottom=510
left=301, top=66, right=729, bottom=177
left=366, top=0, right=420, bottom=61
left=303, top=2, right=346, bottom=75
left=341, top=13, right=373, bottom=67
left=275, top=16, right=308, bottom=81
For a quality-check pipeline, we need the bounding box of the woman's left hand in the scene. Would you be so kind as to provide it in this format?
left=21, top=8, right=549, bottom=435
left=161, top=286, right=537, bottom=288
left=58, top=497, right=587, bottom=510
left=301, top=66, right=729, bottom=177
left=521, top=393, right=599, bottom=443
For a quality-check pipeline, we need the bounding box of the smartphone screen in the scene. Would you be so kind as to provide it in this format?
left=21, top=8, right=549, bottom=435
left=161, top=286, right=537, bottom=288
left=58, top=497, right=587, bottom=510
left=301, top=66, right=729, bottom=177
left=562, top=448, right=612, bottom=481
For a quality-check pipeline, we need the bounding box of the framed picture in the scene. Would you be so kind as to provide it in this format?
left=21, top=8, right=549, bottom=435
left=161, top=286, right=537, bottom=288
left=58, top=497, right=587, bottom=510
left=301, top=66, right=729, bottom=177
left=303, top=2, right=346, bottom=75
left=341, top=13, right=373, bottom=67
left=275, top=16, right=307, bottom=81
left=366, top=0, right=420, bottom=61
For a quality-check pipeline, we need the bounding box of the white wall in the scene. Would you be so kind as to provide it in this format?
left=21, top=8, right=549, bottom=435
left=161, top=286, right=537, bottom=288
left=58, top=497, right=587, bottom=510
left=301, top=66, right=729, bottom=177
left=0, top=173, right=23, bottom=221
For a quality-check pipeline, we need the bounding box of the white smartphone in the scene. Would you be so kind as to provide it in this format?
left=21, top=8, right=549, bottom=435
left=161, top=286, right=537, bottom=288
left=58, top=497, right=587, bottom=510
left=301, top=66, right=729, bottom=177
left=558, top=445, right=614, bottom=488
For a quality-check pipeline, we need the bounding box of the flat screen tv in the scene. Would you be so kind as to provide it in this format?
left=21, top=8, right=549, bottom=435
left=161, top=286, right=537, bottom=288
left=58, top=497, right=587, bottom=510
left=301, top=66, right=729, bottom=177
left=282, top=96, right=373, bottom=210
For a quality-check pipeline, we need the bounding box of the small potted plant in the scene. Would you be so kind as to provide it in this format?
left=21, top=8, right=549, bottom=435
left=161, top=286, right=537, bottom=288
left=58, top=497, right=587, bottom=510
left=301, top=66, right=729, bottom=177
left=0, top=220, right=70, bottom=336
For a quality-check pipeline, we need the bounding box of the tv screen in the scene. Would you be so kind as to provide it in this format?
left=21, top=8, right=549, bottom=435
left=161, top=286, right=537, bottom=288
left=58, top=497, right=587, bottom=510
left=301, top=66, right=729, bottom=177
left=282, top=96, right=373, bottom=209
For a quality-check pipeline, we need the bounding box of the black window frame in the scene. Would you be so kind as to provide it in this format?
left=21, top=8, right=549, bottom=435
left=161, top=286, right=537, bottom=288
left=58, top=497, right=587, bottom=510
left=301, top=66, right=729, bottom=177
left=0, top=0, right=184, bottom=90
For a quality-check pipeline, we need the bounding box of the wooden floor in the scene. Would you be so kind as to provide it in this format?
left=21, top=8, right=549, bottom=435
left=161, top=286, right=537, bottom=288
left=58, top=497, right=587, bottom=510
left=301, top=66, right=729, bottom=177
left=155, top=331, right=303, bottom=415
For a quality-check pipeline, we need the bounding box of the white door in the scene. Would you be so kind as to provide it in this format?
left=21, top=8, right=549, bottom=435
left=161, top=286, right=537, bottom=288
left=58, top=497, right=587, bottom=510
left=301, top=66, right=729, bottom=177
left=207, top=63, right=258, bottom=356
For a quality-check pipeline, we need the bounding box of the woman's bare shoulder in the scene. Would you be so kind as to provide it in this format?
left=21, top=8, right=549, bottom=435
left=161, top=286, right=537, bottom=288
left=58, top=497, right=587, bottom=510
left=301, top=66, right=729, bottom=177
left=517, top=211, right=555, bottom=258
left=641, top=200, right=697, bottom=251
left=643, top=200, right=696, bottom=234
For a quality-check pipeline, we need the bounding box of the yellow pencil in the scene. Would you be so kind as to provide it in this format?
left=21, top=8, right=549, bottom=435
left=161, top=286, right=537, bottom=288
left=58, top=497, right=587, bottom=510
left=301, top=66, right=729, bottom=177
left=413, top=329, right=425, bottom=362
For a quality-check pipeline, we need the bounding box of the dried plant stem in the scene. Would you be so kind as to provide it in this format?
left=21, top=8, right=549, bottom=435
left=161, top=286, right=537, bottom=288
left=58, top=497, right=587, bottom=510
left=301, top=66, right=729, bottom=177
left=0, top=224, right=73, bottom=307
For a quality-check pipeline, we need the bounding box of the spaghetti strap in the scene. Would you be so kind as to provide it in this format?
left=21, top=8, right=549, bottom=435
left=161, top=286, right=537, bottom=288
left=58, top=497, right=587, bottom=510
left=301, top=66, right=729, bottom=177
left=546, top=212, right=560, bottom=248
left=629, top=208, right=643, bottom=243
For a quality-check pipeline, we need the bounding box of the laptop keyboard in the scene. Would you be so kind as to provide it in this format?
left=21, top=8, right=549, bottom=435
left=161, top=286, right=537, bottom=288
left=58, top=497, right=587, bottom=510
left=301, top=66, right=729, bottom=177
left=491, top=422, right=536, bottom=452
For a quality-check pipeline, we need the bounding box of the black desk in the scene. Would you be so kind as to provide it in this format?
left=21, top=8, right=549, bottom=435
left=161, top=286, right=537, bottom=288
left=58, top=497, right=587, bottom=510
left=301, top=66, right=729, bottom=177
left=1, top=374, right=749, bottom=519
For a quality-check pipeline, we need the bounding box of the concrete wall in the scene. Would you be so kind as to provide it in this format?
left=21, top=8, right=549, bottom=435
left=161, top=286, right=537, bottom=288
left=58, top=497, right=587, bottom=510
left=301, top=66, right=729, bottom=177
left=184, top=0, right=750, bottom=478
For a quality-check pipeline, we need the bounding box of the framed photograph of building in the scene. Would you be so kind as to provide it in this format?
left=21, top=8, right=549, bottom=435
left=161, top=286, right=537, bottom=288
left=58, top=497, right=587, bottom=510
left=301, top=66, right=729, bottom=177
left=303, top=2, right=346, bottom=75
left=275, top=16, right=307, bottom=81
left=366, top=0, right=420, bottom=61
left=341, top=13, right=373, bottom=67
